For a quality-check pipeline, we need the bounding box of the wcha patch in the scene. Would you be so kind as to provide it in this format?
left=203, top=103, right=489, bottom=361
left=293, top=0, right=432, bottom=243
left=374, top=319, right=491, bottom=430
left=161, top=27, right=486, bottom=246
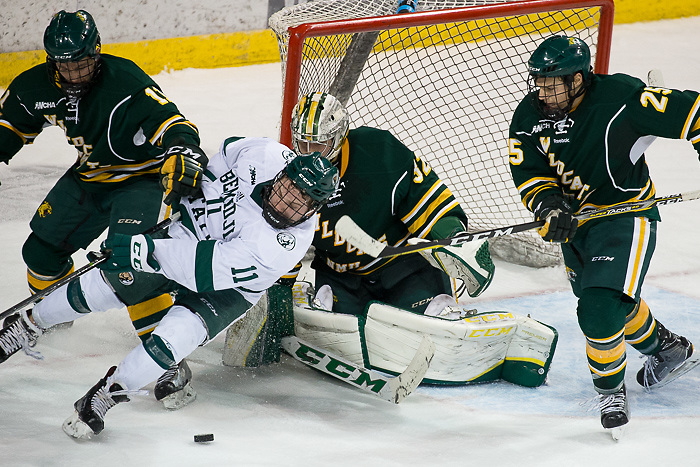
left=277, top=232, right=296, bottom=250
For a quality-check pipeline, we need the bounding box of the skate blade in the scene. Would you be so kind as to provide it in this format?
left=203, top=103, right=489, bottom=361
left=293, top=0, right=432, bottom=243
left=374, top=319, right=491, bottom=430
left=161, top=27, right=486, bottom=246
left=62, top=411, right=96, bottom=439
left=609, top=425, right=627, bottom=441
left=160, top=382, right=197, bottom=410
left=646, top=354, right=700, bottom=390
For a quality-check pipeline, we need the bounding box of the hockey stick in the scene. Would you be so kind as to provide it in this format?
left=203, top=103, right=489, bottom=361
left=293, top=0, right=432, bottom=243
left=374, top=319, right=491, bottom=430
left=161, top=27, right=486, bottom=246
left=281, top=334, right=435, bottom=404
left=0, top=212, right=181, bottom=321
left=336, top=189, right=700, bottom=258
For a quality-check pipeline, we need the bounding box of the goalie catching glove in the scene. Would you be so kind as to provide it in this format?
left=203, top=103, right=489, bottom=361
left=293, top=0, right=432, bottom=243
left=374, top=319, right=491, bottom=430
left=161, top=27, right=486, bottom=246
left=99, top=233, right=161, bottom=273
left=534, top=195, right=578, bottom=243
left=160, top=144, right=209, bottom=205
left=410, top=238, right=495, bottom=298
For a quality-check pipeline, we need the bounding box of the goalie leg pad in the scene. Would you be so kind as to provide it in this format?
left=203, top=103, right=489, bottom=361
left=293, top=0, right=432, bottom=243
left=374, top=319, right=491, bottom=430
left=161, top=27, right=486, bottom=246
left=501, top=316, right=558, bottom=387
left=222, top=284, right=292, bottom=367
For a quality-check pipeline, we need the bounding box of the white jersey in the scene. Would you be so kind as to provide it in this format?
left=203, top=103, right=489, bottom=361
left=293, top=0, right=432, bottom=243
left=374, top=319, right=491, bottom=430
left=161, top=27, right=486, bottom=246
left=152, top=136, right=312, bottom=305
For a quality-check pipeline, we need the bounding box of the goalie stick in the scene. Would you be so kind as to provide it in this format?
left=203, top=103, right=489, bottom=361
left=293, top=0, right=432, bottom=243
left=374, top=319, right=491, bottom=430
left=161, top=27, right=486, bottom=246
left=281, top=335, right=435, bottom=403
left=0, top=212, right=181, bottom=321
left=336, top=189, right=700, bottom=258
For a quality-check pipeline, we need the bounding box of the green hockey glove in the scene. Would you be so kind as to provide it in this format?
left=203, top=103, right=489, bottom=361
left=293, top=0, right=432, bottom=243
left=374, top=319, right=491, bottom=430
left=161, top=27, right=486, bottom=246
left=411, top=238, right=495, bottom=298
left=100, top=233, right=161, bottom=273
left=160, top=145, right=209, bottom=205
left=534, top=195, right=578, bottom=243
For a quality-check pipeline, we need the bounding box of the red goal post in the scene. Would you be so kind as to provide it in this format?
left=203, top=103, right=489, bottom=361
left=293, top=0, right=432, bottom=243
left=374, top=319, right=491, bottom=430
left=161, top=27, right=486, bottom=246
left=271, top=0, right=614, bottom=267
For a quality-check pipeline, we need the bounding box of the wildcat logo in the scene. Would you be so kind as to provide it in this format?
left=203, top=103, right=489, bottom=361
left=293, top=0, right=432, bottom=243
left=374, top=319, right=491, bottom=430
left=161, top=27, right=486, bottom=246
left=554, top=117, right=574, bottom=134
left=38, top=201, right=52, bottom=217
left=35, top=101, right=57, bottom=110
left=277, top=232, right=296, bottom=250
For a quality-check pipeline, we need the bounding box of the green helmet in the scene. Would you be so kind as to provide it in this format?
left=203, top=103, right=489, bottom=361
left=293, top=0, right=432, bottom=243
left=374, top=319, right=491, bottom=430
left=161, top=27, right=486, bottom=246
left=527, top=35, right=592, bottom=119
left=527, top=35, right=591, bottom=80
left=44, top=10, right=102, bottom=98
left=262, top=153, right=340, bottom=229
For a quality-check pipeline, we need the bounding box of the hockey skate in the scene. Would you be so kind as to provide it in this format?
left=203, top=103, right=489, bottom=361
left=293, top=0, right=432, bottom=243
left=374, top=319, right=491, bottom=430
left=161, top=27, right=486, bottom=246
left=0, top=310, right=43, bottom=363
left=154, top=359, right=196, bottom=410
left=637, top=323, right=697, bottom=389
left=599, top=384, right=629, bottom=440
left=63, top=366, right=129, bottom=439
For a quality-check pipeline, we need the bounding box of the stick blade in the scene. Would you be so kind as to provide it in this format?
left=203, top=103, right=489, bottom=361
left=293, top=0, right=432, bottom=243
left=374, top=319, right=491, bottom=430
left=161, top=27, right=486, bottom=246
left=381, top=336, right=436, bottom=404
left=336, top=215, right=386, bottom=258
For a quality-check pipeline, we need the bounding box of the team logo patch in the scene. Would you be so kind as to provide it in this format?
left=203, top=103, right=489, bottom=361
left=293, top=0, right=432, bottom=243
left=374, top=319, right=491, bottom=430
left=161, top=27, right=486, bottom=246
left=277, top=232, right=296, bottom=250
left=37, top=201, right=52, bottom=218
left=118, top=271, right=135, bottom=286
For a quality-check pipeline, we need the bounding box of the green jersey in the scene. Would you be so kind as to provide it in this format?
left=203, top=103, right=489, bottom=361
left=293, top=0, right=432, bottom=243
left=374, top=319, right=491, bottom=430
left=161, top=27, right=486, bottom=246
left=509, top=73, right=700, bottom=227
left=0, top=54, right=199, bottom=191
left=311, top=126, right=467, bottom=276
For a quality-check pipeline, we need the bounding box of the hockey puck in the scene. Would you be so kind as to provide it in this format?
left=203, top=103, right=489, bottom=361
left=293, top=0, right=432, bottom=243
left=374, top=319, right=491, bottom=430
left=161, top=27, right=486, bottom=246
left=194, top=433, right=214, bottom=443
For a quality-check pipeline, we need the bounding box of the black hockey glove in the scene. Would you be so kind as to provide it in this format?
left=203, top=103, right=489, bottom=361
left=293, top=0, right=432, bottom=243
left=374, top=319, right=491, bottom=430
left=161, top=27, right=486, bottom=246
left=160, top=145, right=209, bottom=206
left=534, top=195, right=578, bottom=243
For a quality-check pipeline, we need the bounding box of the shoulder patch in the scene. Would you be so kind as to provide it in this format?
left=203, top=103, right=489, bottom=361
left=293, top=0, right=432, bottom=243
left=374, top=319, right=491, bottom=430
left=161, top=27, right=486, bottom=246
left=277, top=232, right=296, bottom=250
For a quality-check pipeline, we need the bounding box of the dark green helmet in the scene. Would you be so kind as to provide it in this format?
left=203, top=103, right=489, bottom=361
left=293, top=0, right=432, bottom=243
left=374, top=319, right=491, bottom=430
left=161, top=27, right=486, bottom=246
left=44, top=10, right=102, bottom=98
left=527, top=35, right=592, bottom=119
left=528, top=35, right=591, bottom=80
left=263, top=153, right=339, bottom=229
left=285, top=152, right=339, bottom=203
left=44, top=10, right=101, bottom=62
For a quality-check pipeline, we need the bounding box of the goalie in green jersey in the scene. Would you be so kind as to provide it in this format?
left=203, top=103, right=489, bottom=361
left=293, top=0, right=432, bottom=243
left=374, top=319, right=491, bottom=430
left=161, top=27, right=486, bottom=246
left=509, top=35, right=700, bottom=435
left=0, top=10, right=206, bottom=408
left=223, top=91, right=496, bottom=368
left=288, top=91, right=495, bottom=314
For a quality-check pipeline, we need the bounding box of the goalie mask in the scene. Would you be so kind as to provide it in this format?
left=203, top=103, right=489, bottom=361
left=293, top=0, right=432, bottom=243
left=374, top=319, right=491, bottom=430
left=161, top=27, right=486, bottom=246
left=527, top=35, right=592, bottom=120
left=262, top=153, right=339, bottom=229
left=291, top=92, right=350, bottom=164
left=44, top=10, right=102, bottom=99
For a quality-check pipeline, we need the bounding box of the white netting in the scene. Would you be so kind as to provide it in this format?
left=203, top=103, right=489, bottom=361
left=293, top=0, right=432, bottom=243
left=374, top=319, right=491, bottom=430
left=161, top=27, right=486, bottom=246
left=270, top=0, right=608, bottom=267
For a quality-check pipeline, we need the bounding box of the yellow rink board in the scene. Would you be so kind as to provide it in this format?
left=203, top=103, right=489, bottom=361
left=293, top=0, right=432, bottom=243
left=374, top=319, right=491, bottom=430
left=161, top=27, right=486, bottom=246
left=1, top=0, right=697, bottom=88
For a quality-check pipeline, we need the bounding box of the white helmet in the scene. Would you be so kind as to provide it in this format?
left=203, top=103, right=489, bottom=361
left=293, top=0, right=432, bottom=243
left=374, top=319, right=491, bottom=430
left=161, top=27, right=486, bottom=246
left=290, top=92, right=350, bottom=164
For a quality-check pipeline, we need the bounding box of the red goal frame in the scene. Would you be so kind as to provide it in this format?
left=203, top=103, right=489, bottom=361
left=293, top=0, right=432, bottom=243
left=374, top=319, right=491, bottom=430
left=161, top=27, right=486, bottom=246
left=279, top=0, right=615, bottom=145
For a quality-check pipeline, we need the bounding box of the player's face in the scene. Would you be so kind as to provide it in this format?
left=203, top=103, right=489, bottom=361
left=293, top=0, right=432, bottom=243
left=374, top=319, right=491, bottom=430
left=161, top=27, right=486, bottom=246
left=535, top=76, right=571, bottom=112
left=293, top=138, right=334, bottom=159
left=55, top=57, right=97, bottom=84
left=268, top=175, right=316, bottom=225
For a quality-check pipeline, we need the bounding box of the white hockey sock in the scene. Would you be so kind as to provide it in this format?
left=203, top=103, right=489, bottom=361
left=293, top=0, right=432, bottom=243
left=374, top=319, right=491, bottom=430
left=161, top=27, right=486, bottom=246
left=113, top=344, right=170, bottom=391
left=31, top=269, right=124, bottom=329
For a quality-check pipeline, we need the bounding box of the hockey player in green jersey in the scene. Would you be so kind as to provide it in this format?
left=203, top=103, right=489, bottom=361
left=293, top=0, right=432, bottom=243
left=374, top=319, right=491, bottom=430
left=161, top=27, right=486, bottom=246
left=0, top=10, right=206, bottom=407
left=509, top=35, right=699, bottom=435
left=290, top=91, right=495, bottom=315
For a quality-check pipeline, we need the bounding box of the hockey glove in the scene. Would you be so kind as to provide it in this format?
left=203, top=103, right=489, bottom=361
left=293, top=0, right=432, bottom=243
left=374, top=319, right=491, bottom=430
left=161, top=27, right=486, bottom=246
left=100, top=233, right=161, bottom=273
left=534, top=195, right=578, bottom=243
left=160, top=145, right=209, bottom=206
left=410, top=238, right=495, bottom=297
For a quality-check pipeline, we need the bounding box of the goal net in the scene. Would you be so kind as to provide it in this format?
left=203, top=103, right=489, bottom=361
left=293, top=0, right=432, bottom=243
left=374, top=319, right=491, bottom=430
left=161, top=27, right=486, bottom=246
left=270, top=0, right=614, bottom=267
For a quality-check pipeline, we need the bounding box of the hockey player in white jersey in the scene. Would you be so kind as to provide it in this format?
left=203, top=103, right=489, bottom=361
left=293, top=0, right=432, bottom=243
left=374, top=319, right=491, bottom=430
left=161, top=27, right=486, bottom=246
left=0, top=136, right=339, bottom=439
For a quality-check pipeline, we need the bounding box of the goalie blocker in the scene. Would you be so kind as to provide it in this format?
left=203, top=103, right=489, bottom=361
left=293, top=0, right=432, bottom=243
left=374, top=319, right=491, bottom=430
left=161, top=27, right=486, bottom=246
left=224, top=281, right=557, bottom=387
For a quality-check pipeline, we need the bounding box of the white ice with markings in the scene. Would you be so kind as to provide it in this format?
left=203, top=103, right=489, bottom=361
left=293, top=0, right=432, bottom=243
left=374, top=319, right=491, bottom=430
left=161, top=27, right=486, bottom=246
left=1, top=16, right=700, bottom=465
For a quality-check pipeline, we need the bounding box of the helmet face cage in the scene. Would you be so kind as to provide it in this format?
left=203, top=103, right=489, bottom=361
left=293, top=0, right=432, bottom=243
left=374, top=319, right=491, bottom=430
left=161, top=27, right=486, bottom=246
left=291, top=92, right=350, bottom=164
left=527, top=73, right=578, bottom=120
left=527, top=35, right=592, bottom=120
left=44, top=10, right=102, bottom=99
left=262, top=173, right=321, bottom=229
left=262, top=153, right=340, bottom=229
